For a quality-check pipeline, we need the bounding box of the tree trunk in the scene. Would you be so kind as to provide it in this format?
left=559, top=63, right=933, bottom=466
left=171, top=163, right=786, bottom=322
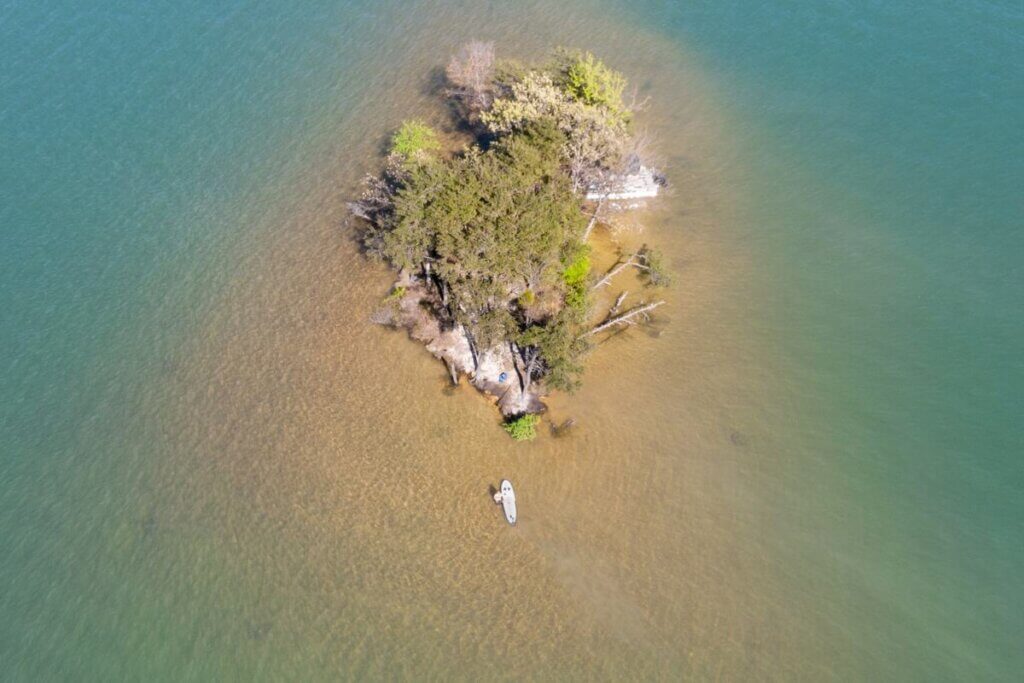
left=523, top=348, right=539, bottom=393
left=464, top=327, right=479, bottom=370
left=610, top=290, right=628, bottom=315
left=592, top=253, right=637, bottom=290
left=582, top=199, right=605, bottom=241
left=509, top=342, right=526, bottom=393
left=583, top=301, right=665, bottom=338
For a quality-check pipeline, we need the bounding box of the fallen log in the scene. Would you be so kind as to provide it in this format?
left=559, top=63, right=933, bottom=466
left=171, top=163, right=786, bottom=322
left=583, top=300, right=665, bottom=338
left=592, top=253, right=637, bottom=290
left=582, top=198, right=605, bottom=242
left=609, top=290, right=628, bottom=315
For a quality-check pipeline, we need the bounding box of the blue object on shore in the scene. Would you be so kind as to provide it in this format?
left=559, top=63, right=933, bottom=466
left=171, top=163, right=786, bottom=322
left=499, top=372, right=508, bottom=382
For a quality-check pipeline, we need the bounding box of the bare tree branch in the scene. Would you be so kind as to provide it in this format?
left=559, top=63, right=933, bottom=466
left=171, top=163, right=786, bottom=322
left=592, top=249, right=640, bottom=289
left=591, top=244, right=670, bottom=289
left=625, top=85, right=651, bottom=114
left=446, top=41, right=495, bottom=112
left=582, top=198, right=605, bottom=241
left=609, top=290, right=628, bottom=315
left=583, top=300, right=665, bottom=338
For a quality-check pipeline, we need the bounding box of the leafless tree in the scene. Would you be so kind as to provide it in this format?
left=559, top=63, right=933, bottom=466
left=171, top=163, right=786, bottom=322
left=591, top=245, right=671, bottom=289
left=446, top=41, right=495, bottom=112
left=624, top=85, right=651, bottom=115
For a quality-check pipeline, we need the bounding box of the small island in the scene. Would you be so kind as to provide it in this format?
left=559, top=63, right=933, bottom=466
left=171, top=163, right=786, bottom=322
left=350, top=43, right=669, bottom=439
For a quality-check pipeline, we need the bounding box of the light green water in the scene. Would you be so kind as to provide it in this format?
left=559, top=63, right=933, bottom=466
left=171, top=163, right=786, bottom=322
left=1, top=0, right=1021, bottom=680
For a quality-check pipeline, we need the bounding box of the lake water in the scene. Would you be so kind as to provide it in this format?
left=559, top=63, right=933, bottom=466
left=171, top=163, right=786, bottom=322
left=1, top=0, right=1021, bottom=679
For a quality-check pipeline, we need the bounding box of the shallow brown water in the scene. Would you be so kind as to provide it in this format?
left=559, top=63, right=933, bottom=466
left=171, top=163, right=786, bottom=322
left=139, top=3, right=810, bottom=679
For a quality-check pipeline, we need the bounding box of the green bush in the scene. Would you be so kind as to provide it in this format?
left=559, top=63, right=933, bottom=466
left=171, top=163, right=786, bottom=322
left=561, top=251, right=590, bottom=287
left=503, top=413, right=540, bottom=440
left=561, top=250, right=590, bottom=316
left=564, top=53, right=627, bottom=114
left=564, top=281, right=587, bottom=314
left=518, top=310, right=589, bottom=392
left=390, top=120, right=440, bottom=161
left=517, top=289, right=536, bottom=307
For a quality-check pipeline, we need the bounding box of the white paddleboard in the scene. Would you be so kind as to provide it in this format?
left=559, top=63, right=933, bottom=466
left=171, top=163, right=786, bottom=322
left=500, top=479, right=517, bottom=525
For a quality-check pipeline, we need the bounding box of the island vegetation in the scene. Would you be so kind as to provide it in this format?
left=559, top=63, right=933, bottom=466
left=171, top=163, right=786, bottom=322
left=349, top=42, right=669, bottom=438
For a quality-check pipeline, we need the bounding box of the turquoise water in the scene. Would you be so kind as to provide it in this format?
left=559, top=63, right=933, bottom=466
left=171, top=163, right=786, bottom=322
left=2, top=0, right=1022, bottom=679
left=625, top=1, right=1024, bottom=678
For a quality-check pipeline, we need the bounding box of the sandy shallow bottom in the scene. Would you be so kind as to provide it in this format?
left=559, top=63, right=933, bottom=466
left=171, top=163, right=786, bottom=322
left=120, top=4, right=812, bottom=679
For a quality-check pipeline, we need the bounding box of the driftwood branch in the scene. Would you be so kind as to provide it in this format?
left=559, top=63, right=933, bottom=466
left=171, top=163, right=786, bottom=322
left=592, top=250, right=640, bottom=290
left=625, top=85, right=652, bottom=114
left=582, top=199, right=605, bottom=242
left=347, top=201, right=373, bottom=222
left=583, top=301, right=665, bottom=338
left=591, top=244, right=668, bottom=290
left=610, top=291, right=628, bottom=315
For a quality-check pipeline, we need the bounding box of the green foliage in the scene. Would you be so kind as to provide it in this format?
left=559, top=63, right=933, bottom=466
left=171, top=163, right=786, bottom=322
left=380, top=285, right=407, bottom=318
left=640, top=247, right=671, bottom=287
left=481, top=70, right=629, bottom=186
left=390, top=120, right=440, bottom=162
left=564, top=52, right=627, bottom=115
left=561, top=251, right=590, bottom=287
left=473, top=308, right=517, bottom=348
left=560, top=249, right=590, bottom=316
left=564, top=281, right=587, bottom=315
left=503, top=413, right=540, bottom=440
left=386, top=119, right=585, bottom=317
left=356, top=52, right=647, bottom=403
left=519, top=309, right=589, bottom=392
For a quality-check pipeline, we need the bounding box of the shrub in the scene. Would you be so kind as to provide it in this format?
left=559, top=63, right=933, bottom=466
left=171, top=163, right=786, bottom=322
left=561, top=251, right=590, bottom=287
left=564, top=52, right=627, bottom=115
left=390, top=120, right=440, bottom=161
left=519, top=310, right=589, bottom=392
left=639, top=247, right=671, bottom=287
left=562, top=250, right=590, bottom=315
left=517, top=289, right=536, bottom=307
left=503, top=413, right=540, bottom=440
left=564, top=281, right=587, bottom=314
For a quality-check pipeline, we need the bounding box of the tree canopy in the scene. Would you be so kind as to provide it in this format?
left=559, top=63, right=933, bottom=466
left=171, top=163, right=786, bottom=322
left=351, top=46, right=664, bottom=400
left=564, top=51, right=628, bottom=116
left=385, top=120, right=587, bottom=336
